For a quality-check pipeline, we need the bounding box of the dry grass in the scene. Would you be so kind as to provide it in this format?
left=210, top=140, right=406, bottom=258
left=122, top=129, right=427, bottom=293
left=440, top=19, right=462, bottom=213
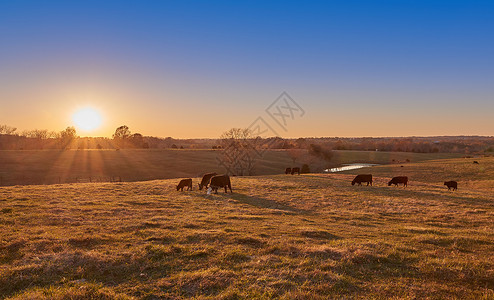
left=1, top=157, right=493, bottom=299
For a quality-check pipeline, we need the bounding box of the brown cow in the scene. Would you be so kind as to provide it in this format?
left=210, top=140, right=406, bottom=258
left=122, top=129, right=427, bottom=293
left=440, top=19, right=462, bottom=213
left=198, top=172, right=217, bottom=190
left=352, top=174, right=373, bottom=186
left=291, top=167, right=300, bottom=175
left=177, top=178, right=192, bottom=191
left=388, top=176, right=408, bottom=187
left=285, top=167, right=292, bottom=174
left=208, top=175, right=232, bottom=194
left=444, top=181, right=458, bottom=191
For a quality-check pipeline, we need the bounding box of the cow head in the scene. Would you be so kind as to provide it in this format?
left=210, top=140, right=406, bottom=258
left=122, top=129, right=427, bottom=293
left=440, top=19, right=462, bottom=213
left=351, top=181, right=356, bottom=186
left=388, top=181, right=392, bottom=186
left=198, top=183, right=203, bottom=190
left=176, top=185, right=180, bottom=191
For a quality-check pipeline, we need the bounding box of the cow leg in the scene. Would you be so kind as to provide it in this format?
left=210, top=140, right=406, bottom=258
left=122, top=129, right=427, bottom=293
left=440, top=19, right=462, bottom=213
left=228, top=184, right=232, bottom=193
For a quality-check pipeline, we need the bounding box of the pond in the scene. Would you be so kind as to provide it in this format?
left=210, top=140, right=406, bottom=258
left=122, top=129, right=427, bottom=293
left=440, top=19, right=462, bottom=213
left=323, top=163, right=378, bottom=173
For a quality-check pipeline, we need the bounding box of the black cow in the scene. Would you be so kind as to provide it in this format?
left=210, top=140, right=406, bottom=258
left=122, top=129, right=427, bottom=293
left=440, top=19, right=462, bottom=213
left=208, top=175, right=232, bottom=194
left=291, top=167, right=300, bottom=175
left=473, top=161, right=479, bottom=164
left=285, top=167, right=292, bottom=174
left=444, top=181, right=458, bottom=191
left=177, top=178, right=192, bottom=191
left=198, top=172, right=217, bottom=190
left=352, top=174, right=373, bottom=186
left=388, top=176, right=408, bottom=187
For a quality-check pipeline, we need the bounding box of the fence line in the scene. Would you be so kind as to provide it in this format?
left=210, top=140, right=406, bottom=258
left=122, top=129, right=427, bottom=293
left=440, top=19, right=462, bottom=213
left=0, top=175, right=124, bottom=187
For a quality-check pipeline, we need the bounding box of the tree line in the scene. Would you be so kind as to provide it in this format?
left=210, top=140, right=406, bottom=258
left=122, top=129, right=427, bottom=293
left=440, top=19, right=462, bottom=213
left=1, top=123, right=493, bottom=154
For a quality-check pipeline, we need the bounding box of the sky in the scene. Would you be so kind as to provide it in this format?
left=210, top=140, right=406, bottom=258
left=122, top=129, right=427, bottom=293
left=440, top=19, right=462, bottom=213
left=0, top=0, right=493, bottom=138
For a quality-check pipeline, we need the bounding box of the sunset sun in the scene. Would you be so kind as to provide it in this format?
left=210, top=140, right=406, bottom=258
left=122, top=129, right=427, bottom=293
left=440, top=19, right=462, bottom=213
left=72, top=107, right=103, bottom=132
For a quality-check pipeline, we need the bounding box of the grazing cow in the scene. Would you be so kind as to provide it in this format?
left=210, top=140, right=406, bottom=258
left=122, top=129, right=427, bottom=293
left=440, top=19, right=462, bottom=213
left=208, top=175, right=232, bottom=194
left=177, top=178, right=192, bottom=191
left=388, top=176, right=408, bottom=187
left=473, top=161, right=479, bottom=164
left=352, top=174, right=373, bottom=186
left=291, top=167, right=300, bottom=175
left=198, top=172, right=217, bottom=190
left=285, top=167, right=292, bottom=174
left=444, top=181, right=458, bottom=191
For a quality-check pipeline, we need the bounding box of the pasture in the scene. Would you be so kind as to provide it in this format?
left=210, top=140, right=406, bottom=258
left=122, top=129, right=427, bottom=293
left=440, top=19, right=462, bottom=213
left=1, top=157, right=493, bottom=299
left=0, top=149, right=463, bottom=186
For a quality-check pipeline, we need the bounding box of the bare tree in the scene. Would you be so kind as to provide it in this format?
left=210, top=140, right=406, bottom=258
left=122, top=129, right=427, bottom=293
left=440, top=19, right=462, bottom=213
left=0, top=124, right=17, bottom=135
left=220, top=128, right=252, bottom=140
left=218, top=128, right=258, bottom=176
left=22, top=129, right=50, bottom=149
left=287, top=148, right=305, bottom=163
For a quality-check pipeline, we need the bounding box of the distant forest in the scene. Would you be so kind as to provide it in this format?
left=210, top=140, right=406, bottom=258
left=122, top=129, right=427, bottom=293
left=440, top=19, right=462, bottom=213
left=0, top=124, right=493, bottom=154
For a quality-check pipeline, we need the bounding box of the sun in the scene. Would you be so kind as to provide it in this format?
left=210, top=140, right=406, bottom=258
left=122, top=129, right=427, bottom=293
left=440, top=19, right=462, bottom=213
left=72, top=107, right=103, bottom=132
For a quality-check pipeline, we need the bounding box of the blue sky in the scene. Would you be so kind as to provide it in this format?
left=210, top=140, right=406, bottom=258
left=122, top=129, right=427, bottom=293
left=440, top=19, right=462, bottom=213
left=1, top=1, right=493, bottom=137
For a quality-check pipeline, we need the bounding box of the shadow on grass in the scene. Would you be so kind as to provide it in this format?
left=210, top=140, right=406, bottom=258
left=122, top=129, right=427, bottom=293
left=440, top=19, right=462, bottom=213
left=196, top=192, right=310, bottom=215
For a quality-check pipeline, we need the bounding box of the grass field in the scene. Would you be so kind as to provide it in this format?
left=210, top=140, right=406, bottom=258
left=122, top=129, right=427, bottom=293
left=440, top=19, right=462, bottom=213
left=0, top=149, right=464, bottom=186
left=1, top=157, right=493, bottom=299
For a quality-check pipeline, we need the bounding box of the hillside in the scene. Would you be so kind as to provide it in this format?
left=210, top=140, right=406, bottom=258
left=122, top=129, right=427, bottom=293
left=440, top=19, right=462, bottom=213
left=1, top=157, right=493, bottom=299
left=0, top=149, right=463, bottom=186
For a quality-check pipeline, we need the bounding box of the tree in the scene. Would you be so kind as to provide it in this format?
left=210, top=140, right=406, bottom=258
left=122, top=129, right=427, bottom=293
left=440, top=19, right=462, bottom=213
left=301, top=164, right=311, bottom=174
left=113, top=125, right=131, bottom=148
left=220, top=128, right=252, bottom=140
left=59, top=126, right=77, bottom=149
left=218, top=128, right=257, bottom=176
left=130, top=133, right=144, bottom=148
left=287, top=149, right=304, bottom=163
left=22, top=129, right=49, bottom=149
left=0, top=125, right=17, bottom=135
left=308, top=144, right=333, bottom=162
left=113, top=125, right=131, bottom=140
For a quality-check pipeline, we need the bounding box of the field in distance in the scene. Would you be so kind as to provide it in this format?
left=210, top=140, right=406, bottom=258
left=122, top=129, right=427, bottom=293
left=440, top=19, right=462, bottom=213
left=1, top=157, right=493, bottom=299
left=0, top=149, right=463, bottom=186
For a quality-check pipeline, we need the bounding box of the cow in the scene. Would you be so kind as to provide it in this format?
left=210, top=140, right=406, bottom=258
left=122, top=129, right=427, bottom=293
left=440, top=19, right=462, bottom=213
left=198, top=172, right=217, bottom=190
left=352, top=174, right=373, bottom=186
left=207, top=174, right=232, bottom=194
left=388, top=176, right=408, bottom=187
left=473, top=161, right=479, bottom=164
left=177, top=178, right=192, bottom=191
left=291, top=167, right=300, bottom=175
left=285, top=167, right=292, bottom=174
left=444, top=181, right=458, bottom=191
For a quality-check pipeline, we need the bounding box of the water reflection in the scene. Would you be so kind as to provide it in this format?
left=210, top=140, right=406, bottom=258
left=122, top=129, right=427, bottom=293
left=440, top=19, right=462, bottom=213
left=324, top=163, right=378, bottom=173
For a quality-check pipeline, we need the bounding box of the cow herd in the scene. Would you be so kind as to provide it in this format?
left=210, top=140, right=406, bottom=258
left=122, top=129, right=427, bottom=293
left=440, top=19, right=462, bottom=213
left=177, top=173, right=232, bottom=194
left=177, top=169, right=459, bottom=194
left=350, top=174, right=458, bottom=190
